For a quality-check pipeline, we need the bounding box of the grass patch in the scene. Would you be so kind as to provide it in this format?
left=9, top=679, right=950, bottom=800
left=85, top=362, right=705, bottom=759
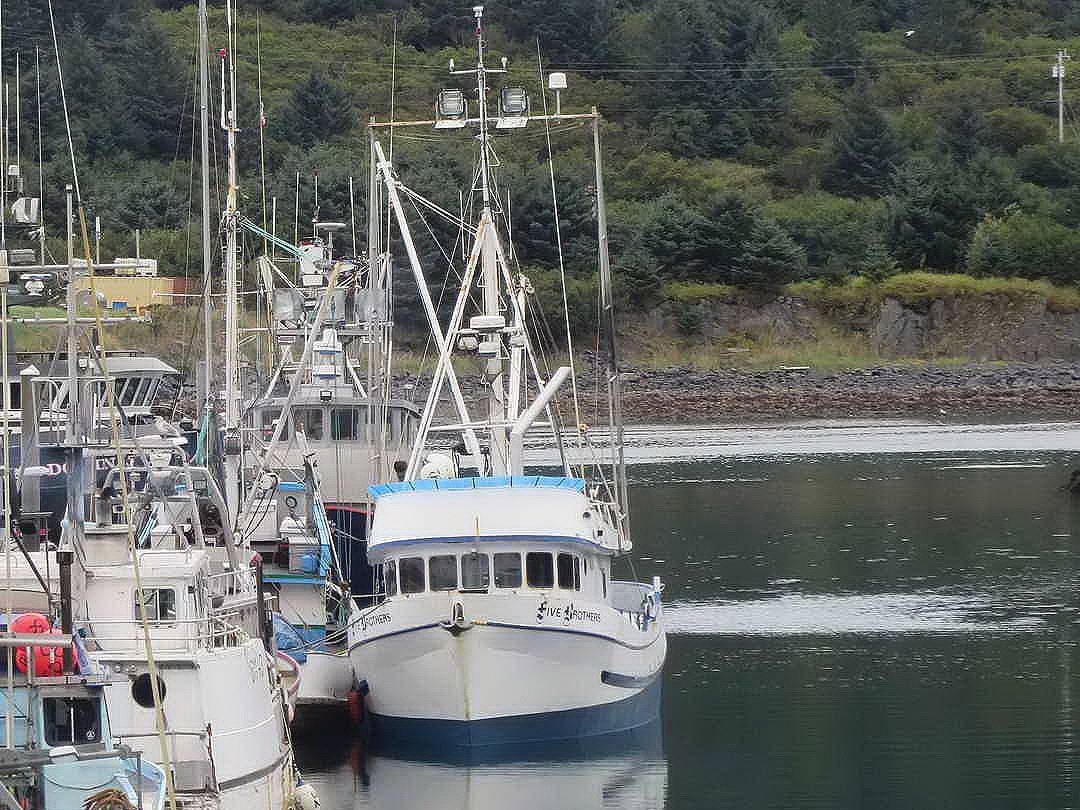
left=661, top=281, right=739, bottom=304
left=786, top=272, right=1080, bottom=313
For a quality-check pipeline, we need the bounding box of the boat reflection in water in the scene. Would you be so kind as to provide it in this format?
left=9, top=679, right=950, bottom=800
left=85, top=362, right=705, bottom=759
left=301, top=723, right=668, bottom=810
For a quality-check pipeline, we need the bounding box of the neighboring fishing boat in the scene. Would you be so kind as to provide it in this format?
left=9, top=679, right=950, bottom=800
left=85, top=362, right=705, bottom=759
left=348, top=6, right=666, bottom=746
left=0, top=2, right=314, bottom=806
left=0, top=662, right=167, bottom=809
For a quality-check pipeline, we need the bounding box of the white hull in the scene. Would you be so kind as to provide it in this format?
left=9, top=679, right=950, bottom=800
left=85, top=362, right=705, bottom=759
left=296, top=648, right=354, bottom=708
left=350, top=588, right=664, bottom=744
left=95, top=639, right=294, bottom=810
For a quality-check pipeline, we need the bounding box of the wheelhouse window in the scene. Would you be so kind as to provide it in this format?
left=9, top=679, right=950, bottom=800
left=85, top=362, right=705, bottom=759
left=461, top=553, right=490, bottom=592
left=43, top=697, right=101, bottom=745
left=259, top=408, right=282, bottom=440
left=293, top=408, right=324, bottom=440
left=526, top=552, right=554, bottom=589
left=134, top=588, right=176, bottom=622
left=384, top=560, right=397, bottom=597
left=557, top=553, right=575, bottom=590
left=574, top=557, right=582, bottom=591
left=494, top=553, right=522, bottom=589
left=120, top=377, right=138, bottom=406
left=399, top=557, right=425, bottom=594
left=429, top=555, right=458, bottom=591
left=331, top=407, right=366, bottom=440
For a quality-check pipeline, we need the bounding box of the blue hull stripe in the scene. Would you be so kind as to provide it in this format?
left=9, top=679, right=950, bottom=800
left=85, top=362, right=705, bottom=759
left=368, top=678, right=662, bottom=747
left=348, top=619, right=661, bottom=652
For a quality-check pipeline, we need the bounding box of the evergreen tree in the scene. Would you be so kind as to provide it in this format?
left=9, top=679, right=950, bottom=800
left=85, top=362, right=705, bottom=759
left=276, top=73, right=356, bottom=149
left=824, top=84, right=903, bottom=197
left=805, top=0, right=864, bottom=85
left=887, top=157, right=977, bottom=269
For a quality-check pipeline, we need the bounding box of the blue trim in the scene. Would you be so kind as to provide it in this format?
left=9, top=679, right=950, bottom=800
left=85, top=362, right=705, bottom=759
left=368, top=678, right=661, bottom=747
left=348, top=616, right=657, bottom=652
left=349, top=622, right=442, bottom=649
left=369, top=476, right=586, bottom=500
left=278, top=481, right=307, bottom=493
left=370, top=533, right=609, bottom=554
left=484, top=621, right=659, bottom=651
left=264, top=575, right=324, bottom=585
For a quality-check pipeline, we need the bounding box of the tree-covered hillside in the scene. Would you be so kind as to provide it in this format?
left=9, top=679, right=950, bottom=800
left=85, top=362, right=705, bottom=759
left=8, top=0, right=1080, bottom=330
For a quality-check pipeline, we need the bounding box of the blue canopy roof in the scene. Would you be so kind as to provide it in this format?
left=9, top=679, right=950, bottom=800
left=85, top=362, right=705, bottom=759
left=369, top=475, right=586, bottom=500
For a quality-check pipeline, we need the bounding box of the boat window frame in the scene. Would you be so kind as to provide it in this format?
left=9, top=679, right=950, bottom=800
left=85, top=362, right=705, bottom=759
left=384, top=560, right=397, bottom=597
left=292, top=407, right=325, bottom=441
left=134, top=587, right=177, bottom=623
left=460, top=552, right=490, bottom=593
left=399, top=557, right=426, bottom=595
left=573, top=557, right=581, bottom=591
left=556, top=553, right=575, bottom=590
left=493, top=552, right=522, bottom=589
left=525, top=552, right=555, bottom=589
left=428, top=554, right=458, bottom=592
left=42, top=696, right=102, bottom=746
left=331, top=406, right=366, bottom=441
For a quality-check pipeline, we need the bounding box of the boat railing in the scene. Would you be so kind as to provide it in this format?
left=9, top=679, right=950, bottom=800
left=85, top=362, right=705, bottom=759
left=611, top=580, right=661, bottom=631
left=82, top=613, right=249, bottom=653
left=205, top=565, right=259, bottom=602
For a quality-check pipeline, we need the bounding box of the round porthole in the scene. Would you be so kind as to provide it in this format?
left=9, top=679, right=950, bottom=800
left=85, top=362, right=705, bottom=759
left=285, top=496, right=299, bottom=510
left=132, top=673, right=167, bottom=709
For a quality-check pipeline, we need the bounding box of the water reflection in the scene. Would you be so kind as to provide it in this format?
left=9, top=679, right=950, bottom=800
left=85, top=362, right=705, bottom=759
left=300, top=724, right=668, bottom=810
left=299, top=425, right=1080, bottom=810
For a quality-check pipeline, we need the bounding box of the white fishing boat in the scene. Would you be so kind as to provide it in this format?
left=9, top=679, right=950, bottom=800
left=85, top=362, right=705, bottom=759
left=348, top=6, right=666, bottom=746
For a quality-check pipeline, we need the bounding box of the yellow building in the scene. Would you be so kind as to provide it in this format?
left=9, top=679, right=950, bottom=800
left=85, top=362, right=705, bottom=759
left=73, top=275, right=191, bottom=314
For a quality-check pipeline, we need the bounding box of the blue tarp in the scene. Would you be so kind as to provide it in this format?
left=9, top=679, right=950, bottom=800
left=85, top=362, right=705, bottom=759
left=369, top=476, right=586, bottom=500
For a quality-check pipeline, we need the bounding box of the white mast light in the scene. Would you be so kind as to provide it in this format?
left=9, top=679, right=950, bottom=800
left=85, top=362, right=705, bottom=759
left=435, top=89, right=468, bottom=129
left=497, top=87, right=529, bottom=129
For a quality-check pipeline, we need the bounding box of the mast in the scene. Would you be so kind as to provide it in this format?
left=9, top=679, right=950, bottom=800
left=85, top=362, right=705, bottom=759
left=592, top=110, right=628, bottom=546
left=222, top=2, right=241, bottom=520
left=456, top=6, right=510, bottom=472
left=35, top=46, right=43, bottom=265
left=198, top=0, right=213, bottom=398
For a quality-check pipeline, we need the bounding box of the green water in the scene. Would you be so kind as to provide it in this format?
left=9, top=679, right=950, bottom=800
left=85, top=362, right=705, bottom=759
left=298, top=422, right=1080, bottom=809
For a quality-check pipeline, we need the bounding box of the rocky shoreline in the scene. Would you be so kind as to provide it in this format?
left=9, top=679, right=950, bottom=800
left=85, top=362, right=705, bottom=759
left=400, top=361, right=1080, bottom=424
left=617, top=362, right=1080, bottom=423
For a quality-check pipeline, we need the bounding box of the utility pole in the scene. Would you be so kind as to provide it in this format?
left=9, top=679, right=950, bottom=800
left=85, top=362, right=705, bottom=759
left=1054, top=49, right=1070, bottom=144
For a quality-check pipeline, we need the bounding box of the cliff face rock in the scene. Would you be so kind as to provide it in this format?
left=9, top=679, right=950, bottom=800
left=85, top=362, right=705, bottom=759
left=870, top=295, right=1080, bottom=361
left=655, top=289, right=1080, bottom=362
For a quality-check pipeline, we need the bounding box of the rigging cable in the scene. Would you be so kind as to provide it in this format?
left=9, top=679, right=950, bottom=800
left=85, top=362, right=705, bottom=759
left=536, top=39, right=583, bottom=465
left=45, top=3, right=179, bottom=808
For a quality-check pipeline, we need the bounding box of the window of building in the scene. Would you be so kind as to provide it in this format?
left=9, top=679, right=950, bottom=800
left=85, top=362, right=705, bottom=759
left=494, top=553, right=522, bottom=589
left=399, top=557, right=425, bottom=594
left=526, top=552, right=554, bottom=589
left=293, top=408, right=324, bottom=440
left=429, top=555, right=458, bottom=591
left=384, top=560, right=397, bottom=597
left=557, top=553, right=575, bottom=590
left=43, top=697, right=101, bottom=745
left=331, top=407, right=361, bottom=441
left=461, top=553, right=490, bottom=592
left=134, top=588, right=176, bottom=622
